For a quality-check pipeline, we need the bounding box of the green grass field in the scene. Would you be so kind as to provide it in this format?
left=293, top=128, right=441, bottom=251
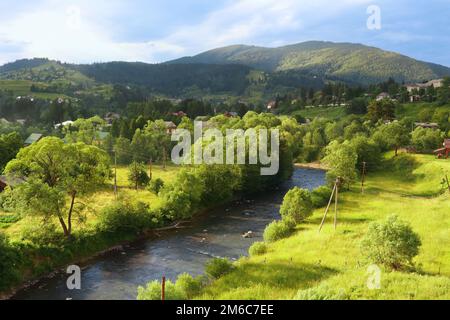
left=197, top=154, right=450, bottom=300
left=1, top=164, right=179, bottom=240
left=0, top=80, right=68, bottom=99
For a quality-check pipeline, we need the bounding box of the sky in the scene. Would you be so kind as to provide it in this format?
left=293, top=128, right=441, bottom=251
left=0, top=0, right=449, bottom=66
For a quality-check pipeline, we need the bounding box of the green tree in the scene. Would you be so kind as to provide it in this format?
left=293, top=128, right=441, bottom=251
left=0, top=132, right=23, bottom=170
left=372, top=122, right=410, bottom=156
left=322, top=140, right=358, bottom=187
left=411, top=127, right=445, bottom=153
left=5, top=137, right=110, bottom=239
left=367, top=99, right=396, bottom=122
left=128, top=161, right=150, bottom=190
left=280, top=187, right=313, bottom=223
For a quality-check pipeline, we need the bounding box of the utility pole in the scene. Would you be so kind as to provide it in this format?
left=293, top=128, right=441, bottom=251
left=149, top=157, right=153, bottom=181
left=163, top=146, right=167, bottom=170
left=114, top=151, right=118, bottom=198
left=361, top=161, right=367, bottom=193
left=161, top=276, right=166, bottom=301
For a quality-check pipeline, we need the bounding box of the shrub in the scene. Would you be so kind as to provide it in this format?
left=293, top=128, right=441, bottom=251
left=311, top=186, right=333, bottom=208
left=263, top=219, right=295, bottom=243
left=175, top=273, right=204, bottom=299
left=280, top=187, right=313, bottom=223
left=0, top=233, right=22, bottom=290
left=148, top=178, right=164, bottom=194
left=248, top=241, right=268, bottom=256
left=205, top=257, right=234, bottom=279
left=361, top=215, right=421, bottom=270
left=137, top=279, right=184, bottom=300
left=137, top=273, right=205, bottom=300
left=99, top=201, right=156, bottom=234
left=21, top=221, right=62, bottom=246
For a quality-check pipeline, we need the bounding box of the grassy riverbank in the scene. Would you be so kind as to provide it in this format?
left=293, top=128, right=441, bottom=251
left=197, top=154, right=450, bottom=300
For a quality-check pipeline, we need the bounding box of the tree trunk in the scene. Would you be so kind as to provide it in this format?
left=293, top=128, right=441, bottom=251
left=58, top=217, right=70, bottom=238
left=67, top=192, right=77, bottom=238
left=395, top=147, right=399, bottom=156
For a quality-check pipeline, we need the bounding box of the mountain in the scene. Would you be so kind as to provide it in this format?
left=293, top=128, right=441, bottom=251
left=169, top=41, right=450, bottom=85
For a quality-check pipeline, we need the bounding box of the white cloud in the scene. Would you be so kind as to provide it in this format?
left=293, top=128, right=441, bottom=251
left=0, top=0, right=373, bottom=65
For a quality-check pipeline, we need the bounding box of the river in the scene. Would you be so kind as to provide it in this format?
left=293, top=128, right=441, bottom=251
left=12, top=168, right=325, bottom=300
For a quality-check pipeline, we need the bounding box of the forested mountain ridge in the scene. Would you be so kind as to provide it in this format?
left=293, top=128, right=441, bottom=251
left=169, top=41, right=450, bottom=85
left=1, top=41, right=449, bottom=100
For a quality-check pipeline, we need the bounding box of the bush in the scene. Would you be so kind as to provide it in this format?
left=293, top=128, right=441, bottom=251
left=248, top=241, right=268, bottom=256
left=99, top=201, right=157, bottom=234
left=280, top=187, right=313, bottom=223
left=21, top=221, right=63, bottom=246
left=148, top=178, right=164, bottom=194
left=311, top=186, right=333, bottom=208
left=137, top=279, right=184, bottom=300
left=175, top=273, right=204, bottom=299
left=205, top=257, right=235, bottom=279
left=263, top=219, right=295, bottom=243
left=0, top=233, right=22, bottom=291
left=137, top=273, right=205, bottom=300
left=361, top=215, right=421, bottom=270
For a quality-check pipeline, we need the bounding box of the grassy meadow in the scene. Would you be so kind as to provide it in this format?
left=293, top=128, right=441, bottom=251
left=196, top=154, right=450, bottom=300
left=0, top=164, right=179, bottom=241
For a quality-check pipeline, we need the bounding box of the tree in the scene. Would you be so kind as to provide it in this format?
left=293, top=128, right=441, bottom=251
left=280, top=187, right=313, bottom=223
left=5, top=137, right=110, bottom=239
left=347, top=97, right=368, bottom=115
left=361, top=215, right=421, bottom=270
left=411, top=127, right=445, bottom=153
left=322, top=140, right=358, bottom=187
left=367, top=99, right=396, bottom=122
left=128, top=161, right=150, bottom=190
left=372, top=122, right=410, bottom=156
left=0, top=132, right=23, bottom=170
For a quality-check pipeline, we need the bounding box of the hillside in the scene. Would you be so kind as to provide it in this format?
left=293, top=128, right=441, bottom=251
left=169, top=41, right=450, bottom=85
left=197, top=154, right=450, bottom=300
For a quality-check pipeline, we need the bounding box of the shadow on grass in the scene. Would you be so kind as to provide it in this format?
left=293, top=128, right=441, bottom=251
left=220, top=262, right=338, bottom=290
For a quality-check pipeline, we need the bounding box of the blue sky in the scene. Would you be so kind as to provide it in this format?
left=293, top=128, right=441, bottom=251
left=0, top=0, right=449, bottom=66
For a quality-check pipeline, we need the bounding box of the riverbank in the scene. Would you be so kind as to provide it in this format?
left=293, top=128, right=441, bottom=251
left=294, top=162, right=327, bottom=170
left=196, top=154, right=450, bottom=300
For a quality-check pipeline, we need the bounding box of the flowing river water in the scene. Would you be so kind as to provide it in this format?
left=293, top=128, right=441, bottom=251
left=12, top=168, right=325, bottom=300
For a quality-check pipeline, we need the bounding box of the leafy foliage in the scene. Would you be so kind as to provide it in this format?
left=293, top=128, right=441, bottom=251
left=361, top=215, right=421, bottom=270
left=280, top=187, right=313, bottom=223
left=205, top=258, right=235, bottom=279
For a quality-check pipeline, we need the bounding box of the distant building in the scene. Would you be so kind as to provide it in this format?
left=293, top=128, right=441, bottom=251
left=0, top=175, right=26, bottom=192
left=171, top=111, right=187, bottom=117
left=164, top=121, right=177, bottom=135
left=414, top=122, right=439, bottom=130
left=104, top=112, right=121, bottom=125
left=376, top=92, right=391, bottom=101
left=405, top=79, right=444, bottom=93
left=24, top=133, right=43, bottom=146
left=224, top=111, right=238, bottom=117
left=267, top=101, right=277, bottom=110
left=54, top=120, right=74, bottom=129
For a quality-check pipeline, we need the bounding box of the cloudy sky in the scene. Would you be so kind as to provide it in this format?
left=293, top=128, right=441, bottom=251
left=0, top=0, right=449, bottom=66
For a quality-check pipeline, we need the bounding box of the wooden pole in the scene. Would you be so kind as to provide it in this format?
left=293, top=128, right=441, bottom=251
left=319, top=182, right=337, bottom=232
left=334, top=179, right=339, bottom=230
left=161, top=276, right=166, bottom=301
left=361, top=161, right=366, bottom=193
left=149, top=158, right=153, bottom=181
left=163, top=147, right=167, bottom=170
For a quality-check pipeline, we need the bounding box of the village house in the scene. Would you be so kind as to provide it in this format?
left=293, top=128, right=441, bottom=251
left=164, top=121, right=177, bottom=135
left=376, top=92, right=391, bottom=101
left=24, top=133, right=43, bottom=146
left=267, top=100, right=277, bottom=110
left=171, top=111, right=187, bottom=117
left=104, top=112, right=121, bottom=125
left=414, top=122, right=440, bottom=130
left=405, top=79, right=444, bottom=93
left=0, top=175, right=26, bottom=193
